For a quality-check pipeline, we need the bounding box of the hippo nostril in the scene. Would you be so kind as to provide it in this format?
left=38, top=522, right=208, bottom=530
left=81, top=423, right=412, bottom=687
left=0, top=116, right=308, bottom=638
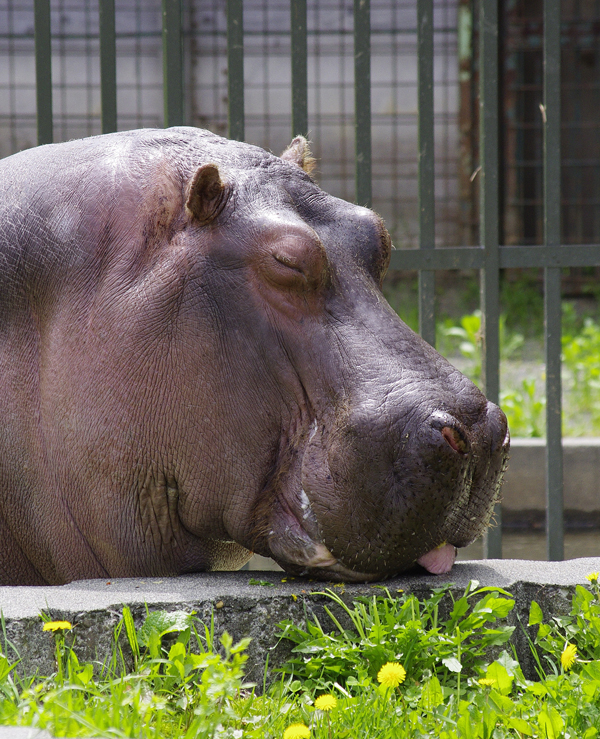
left=441, top=426, right=468, bottom=455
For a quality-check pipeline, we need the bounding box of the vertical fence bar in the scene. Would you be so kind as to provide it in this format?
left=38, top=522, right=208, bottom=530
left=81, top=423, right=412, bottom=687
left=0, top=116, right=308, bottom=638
left=354, top=0, right=371, bottom=208
left=227, top=0, right=245, bottom=141
left=34, top=0, right=53, bottom=145
left=291, top=0, right=308, bottom=138
left=162, top=0, right=183, bottom=127
left=544, top=0, right=564, bottom=561
left=479, top=0, right=502, bottom=559
left=417, top=0, right=436, bottom=346
left=99, top=0, right=117, bottom=134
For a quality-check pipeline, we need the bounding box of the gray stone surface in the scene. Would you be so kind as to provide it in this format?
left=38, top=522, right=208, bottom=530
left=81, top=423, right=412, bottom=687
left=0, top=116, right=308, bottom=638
left=1, top=558, right=599, bottom=688
left=503, top=438, right=600, bottom=512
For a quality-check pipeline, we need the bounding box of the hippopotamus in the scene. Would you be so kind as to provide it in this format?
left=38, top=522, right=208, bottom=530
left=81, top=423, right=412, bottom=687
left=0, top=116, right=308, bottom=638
left=0, top=127, right=508, bottom=586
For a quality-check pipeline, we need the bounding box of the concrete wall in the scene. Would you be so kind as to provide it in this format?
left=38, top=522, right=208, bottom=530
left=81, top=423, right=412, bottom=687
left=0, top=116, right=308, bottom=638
left=503, top=438, right=600, bottom=514
left=0, top=560, right=598, bottom=690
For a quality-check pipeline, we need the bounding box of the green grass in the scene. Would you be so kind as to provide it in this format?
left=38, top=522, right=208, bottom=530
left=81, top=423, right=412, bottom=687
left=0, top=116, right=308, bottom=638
left=2, top=578, right=600, bottom=737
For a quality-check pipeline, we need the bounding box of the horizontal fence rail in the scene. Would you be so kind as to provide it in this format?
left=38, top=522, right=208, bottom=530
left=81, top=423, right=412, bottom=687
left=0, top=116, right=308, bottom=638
left=29, top=0, right=600, bottom=563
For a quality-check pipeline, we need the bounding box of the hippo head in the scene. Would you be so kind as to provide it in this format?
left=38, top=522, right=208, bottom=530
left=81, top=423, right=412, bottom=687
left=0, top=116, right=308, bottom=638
left=170, top=131, right=509, bottom=582
left=0, top=127, right=509, bottom=586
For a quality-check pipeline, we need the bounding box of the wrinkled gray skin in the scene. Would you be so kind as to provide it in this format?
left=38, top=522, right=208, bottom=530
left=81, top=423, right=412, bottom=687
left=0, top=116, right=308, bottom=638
left=0, top=128, right=508, bottom=586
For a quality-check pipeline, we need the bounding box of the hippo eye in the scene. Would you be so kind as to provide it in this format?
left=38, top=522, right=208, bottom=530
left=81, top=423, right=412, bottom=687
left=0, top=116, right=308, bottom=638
left=267, top=252, right=309, bottom=290
left=264, top=241, right=326, bottom=292
left=274, top=252, right=304, bottom=273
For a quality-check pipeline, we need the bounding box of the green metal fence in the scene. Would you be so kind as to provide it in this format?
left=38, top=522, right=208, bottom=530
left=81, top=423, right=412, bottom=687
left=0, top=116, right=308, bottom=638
left=30, top=0, right=600, bottom=561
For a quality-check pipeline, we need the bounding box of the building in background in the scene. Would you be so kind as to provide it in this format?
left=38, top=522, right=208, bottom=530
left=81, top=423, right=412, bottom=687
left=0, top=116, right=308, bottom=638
left=0, top=0, right=599, bottom=251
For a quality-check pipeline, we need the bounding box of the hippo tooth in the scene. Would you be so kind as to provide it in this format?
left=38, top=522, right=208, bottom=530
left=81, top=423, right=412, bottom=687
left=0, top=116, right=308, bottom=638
left=304, top=543, right=337, bottom=568
left=299, top=488, right=313, bottom=520
left=308, top=419, right=318, bottom=441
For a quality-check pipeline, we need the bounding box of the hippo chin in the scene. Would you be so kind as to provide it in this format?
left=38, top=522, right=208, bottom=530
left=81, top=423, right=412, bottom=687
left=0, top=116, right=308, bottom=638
left=0, top=127, right=509, bottom=586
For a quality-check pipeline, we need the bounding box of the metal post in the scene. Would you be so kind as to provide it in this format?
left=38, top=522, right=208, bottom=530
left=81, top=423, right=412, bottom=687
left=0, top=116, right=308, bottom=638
left=479, top=0, right=502, bottom=559
left=227, top=0, right=245, bottom=141
left=354, top=0, right=371, bottom=208
left=162, top=0, right=184, bottom=127
left=99, top=0, right=117, bottom=134
left=291, top=0, right=308, bottom=138
left=417, top=0, right=435, bottom=347
left=543, top=0, right=563, bottom=561
left=34, top=0, right=53, bottom=145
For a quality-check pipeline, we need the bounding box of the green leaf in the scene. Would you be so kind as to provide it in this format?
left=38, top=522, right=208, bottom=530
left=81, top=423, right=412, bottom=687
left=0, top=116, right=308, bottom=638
left=0, top=654, right=19, bottom=683
left=538, top=707, right=564, bottom=739
left=248, top=579, right=275, bottom=586
left=188, top=653, right=209, bottom=671
left=582, top=660, right=600, bottom=682
left=526, top=681, right=547, bottom=696
left=147, top=631, right=161, bottom=661
left=457, top=710, right=477, bottom=739
left=486, top=661, right=513, bottom=696
left=420, top=676, right=443, bottom=710
left=537, top=623, right=551, bottom=639
left=487, top=597, right=515, bottom=618
left=122, top=606, right=139, bottom=658
left=448, top=598, right=469, bottom=623
left=137, top=610, right=193, bottom=646
left=482, top=704, right=499, bottom=739
left=167, top=642, right=186, bottom=680
left=75, top=662, right=94, bottom=687
left=528, top=601, right=544, bottom=626
left=507, top=717, right=533, bottom=736
left=496, top=650, right=520, bottom=676
left=488, top=690, right=514, bottom=714
left=220, top=631, right=233, bottom=654
left=231, top=637, right=252, bottom=655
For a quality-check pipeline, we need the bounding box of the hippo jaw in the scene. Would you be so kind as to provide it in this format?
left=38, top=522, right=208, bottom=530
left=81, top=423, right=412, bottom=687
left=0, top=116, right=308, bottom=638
left=256, top=393, right=509, bottom=582
left=263, top=486, right=382, bottom=582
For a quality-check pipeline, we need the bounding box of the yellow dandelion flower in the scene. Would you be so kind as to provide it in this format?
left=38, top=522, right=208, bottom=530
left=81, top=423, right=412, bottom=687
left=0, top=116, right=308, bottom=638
left=478, top=678, right=497, bottom=687
left=42, top=621, right=72, bottom=632
left=314, top=694, right=337, bottom=711
left=561, top=643, right=577, bottom=671
left=586, top=572, right=599, bottom=584
left=377, top=661, right=406, bottom=688
left=283, top=723, right=311, bottom=739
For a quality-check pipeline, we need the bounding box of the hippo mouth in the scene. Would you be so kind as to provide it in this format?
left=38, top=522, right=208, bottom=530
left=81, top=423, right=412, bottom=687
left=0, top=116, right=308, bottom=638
left=256, top=397, right=507, bottom=582
left=264, top=485, right=457, bottom=581
left=264, top=488, right=381, bottom=582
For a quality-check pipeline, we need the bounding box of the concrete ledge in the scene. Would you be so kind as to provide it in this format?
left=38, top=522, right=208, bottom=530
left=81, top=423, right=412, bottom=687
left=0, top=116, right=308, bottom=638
left=503, top=438, right=600, bottom=513
left=1, top=558, right=599, bottom=687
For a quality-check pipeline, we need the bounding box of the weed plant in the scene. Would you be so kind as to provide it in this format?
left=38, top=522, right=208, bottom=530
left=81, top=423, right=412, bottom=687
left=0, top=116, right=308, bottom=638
left=383, top=270, right=600, bottom=436
left=2, top=578, right=600, bottom=737
left=438, top=307, right=600, bottom=437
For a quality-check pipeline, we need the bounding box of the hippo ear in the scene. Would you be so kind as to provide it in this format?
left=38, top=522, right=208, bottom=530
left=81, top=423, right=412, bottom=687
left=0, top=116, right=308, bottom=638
left=281, top=136, right=316, bottom=174
left=185, top=163, right=229, bottom=224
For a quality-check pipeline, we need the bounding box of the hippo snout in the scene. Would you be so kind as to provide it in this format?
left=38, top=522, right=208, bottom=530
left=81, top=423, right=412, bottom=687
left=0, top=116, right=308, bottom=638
left=287, top=390, right=510, bottom=581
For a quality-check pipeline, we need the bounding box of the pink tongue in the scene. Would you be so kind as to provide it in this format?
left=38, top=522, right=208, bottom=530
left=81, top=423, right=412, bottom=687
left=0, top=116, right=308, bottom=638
left=417, top=543, right=456, bottom=574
